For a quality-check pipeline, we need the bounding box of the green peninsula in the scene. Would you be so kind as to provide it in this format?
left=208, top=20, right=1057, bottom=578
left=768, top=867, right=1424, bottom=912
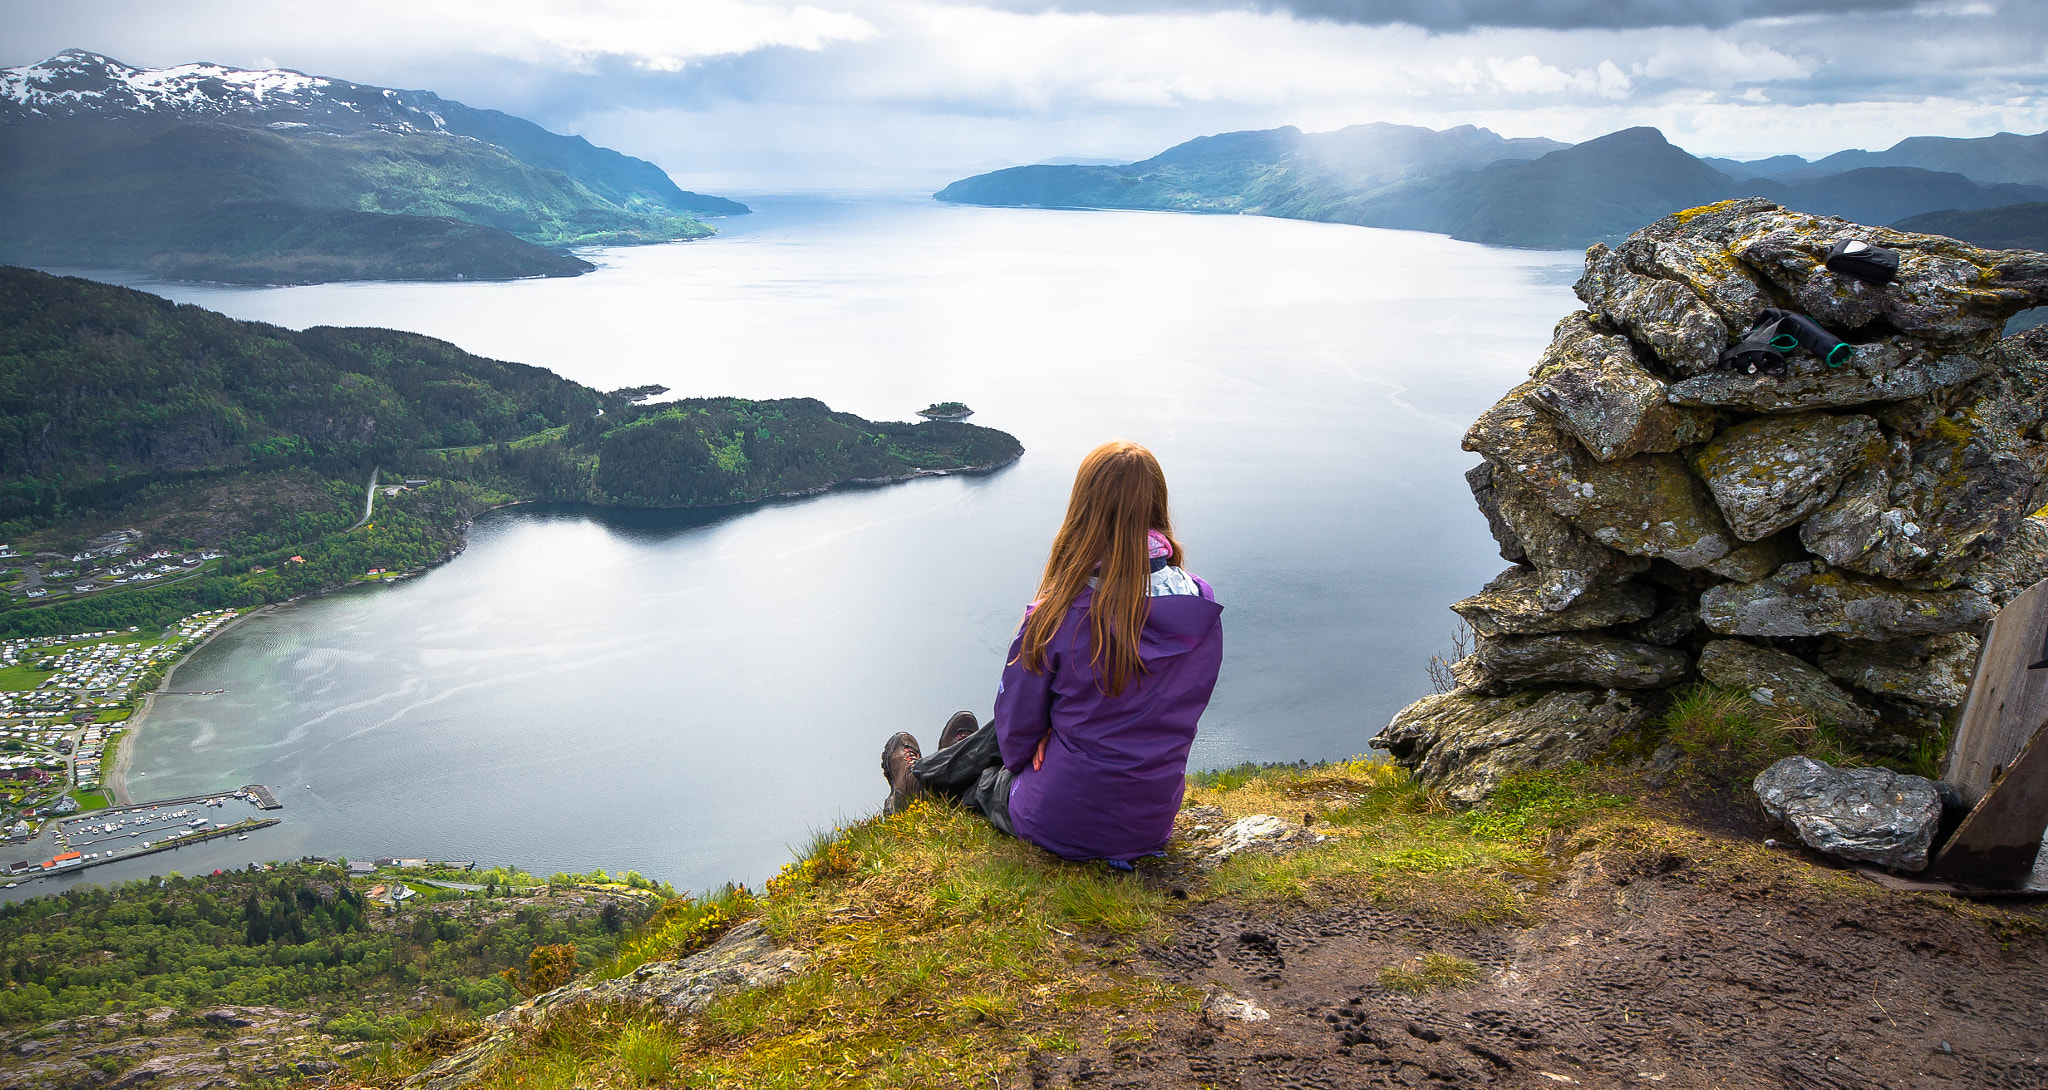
left=0, top=266, right=1022, bottom=635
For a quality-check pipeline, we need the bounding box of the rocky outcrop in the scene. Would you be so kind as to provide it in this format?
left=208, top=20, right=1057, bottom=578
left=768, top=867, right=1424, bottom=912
left=1696, top=640, right=1872, bottom=733
left=1472, top=632, right=1691, bottom=689
left=1370, top=688, right=1649, bottom=806
left=1698, top=561, right=1994, bottom=639
left=0, top=1006, right=333, bottom=1090
left=1177, top=811, right=1327, bottom=869
left=1452, top=567, right=1657, bottom=637
left=1381, top=200, right=2048, bottom=802
left=1818, top=632, right=1979, bottom=708
left=404, top=921, right=804, bottom=1090
left=1753, top=756, right=1944, bottom=871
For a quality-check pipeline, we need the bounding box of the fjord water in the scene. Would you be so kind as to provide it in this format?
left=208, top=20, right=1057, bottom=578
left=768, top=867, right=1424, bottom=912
left=46, top=197, right=1580, bottom=896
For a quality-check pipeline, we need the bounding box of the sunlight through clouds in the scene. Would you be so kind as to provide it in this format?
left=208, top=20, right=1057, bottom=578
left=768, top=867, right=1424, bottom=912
left=4, top=0, right=2046, bottom=180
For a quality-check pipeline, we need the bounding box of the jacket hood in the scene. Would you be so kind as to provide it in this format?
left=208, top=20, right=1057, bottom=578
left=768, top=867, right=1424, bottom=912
left=1072, top=587, right=1223, bottom=663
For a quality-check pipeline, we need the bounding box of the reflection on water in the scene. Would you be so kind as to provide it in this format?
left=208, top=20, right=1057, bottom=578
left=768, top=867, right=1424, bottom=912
left=34, top=196, right=1581, bottom=898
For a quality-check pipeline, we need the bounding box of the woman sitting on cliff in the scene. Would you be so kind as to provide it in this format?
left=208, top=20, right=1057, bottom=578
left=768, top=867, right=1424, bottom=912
left=881, top=440, right=1224, bottom=863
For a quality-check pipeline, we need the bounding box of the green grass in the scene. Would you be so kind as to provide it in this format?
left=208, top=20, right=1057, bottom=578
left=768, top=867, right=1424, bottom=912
left=68, top=790, right=109, bottom=811
left=1661, top=683, right=1864, bottom=778
left=98, top=731, right=121, bottom=781
left=0, top=663, right=51, bottom=692
left=1378, top=952, right=1480, bottom=994
left=1460, top=767, right=1627, bottom=840
left=351, top=757, right=1650, bottom=1090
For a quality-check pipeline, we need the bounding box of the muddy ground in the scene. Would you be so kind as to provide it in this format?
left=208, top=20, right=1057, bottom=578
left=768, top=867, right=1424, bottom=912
left=1023, top=808, right=2048, bottom=1089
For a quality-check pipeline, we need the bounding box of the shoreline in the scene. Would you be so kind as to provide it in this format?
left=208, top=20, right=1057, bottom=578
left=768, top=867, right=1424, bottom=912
left=107, top=604, right=272, bottom=806
left=478, top=450, right=1023, bottom=516
left=95, top=451, right=1020, bottom=807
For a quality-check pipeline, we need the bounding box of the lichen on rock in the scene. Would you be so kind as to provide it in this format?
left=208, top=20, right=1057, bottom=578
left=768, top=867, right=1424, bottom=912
left=1466, top=385, right=1734, bottom=569
left=1383, top=199, right=2048, bottom=803
left=1473, top=631, right=1691, bottom=689
left=1451, top=566, right=1657, bottom=638
left=1695, top=639, right=1873, bottom=732
left=1486, top=466, right=1651, bottom=610
left=1818, top=632, right=1979, bottom=708
left=1699, top=560, right=1994, bottom=639
left=1524, top=311, right=1714, bottom=461
left=1704, top=531, right=1807, bottom=583
left=1371, top=688, right=1649, bottom=807
left=1692, top=412, right=1883, bottom=542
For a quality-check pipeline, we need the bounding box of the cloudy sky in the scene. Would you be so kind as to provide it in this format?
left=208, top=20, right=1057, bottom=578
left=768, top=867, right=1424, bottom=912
left=5, top=0, right=2045, bottom=187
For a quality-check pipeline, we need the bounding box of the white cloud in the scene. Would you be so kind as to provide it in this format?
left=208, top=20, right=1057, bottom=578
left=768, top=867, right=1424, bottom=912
left=1639, top=38, right=1812, bottom=84
left=1481, top=54, right=1633, bottom=98
left=4, top=0, right=2046, bottom=180
left=451, top=0, right=881, bottom=71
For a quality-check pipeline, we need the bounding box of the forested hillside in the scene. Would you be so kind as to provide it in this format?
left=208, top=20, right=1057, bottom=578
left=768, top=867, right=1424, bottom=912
left=0, top=267, right=1021, bottom=634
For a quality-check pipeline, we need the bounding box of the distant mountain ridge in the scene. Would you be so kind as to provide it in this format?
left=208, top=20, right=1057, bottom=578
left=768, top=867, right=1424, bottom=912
left=938, top=123, right=2048, bottom=249
left=936, top=122, right=1567, bottom=220
left=0, top=50, right=747, bottom=284
left=1893, top=202, right=2048, bottom=252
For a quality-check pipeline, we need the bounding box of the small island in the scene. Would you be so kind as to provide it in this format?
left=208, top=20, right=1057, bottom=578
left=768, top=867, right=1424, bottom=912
left=917, top=401, right=975, bottom=421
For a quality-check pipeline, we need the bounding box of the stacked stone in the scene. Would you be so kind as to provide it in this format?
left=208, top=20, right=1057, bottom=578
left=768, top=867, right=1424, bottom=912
left=1375, top=198, right=2048, bottom=805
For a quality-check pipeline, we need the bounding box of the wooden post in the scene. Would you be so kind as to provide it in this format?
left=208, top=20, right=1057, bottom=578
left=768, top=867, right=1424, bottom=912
left=1931, top=578, right=2048, bottom=880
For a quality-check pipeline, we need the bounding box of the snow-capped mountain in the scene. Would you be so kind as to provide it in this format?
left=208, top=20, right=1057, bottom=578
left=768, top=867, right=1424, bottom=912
left=0, top=50, right=747, bottom=217
left=0, top=49, right=747, bottom=285
left=2, top=49, right=442, bottom=131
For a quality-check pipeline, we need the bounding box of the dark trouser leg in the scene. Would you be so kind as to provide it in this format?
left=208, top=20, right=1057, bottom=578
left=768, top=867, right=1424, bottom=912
left=913, top=721, right=1016, bottom=837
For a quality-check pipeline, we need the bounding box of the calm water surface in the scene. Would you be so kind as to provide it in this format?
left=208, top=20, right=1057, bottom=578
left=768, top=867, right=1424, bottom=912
left=30, top=197, right=1579, bottom=896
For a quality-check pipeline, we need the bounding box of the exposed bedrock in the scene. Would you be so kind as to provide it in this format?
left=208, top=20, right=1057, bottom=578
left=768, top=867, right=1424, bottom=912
left=1384, top=201, right=2048, bottom=802
left=1370, top=688, right=1650, bottom=807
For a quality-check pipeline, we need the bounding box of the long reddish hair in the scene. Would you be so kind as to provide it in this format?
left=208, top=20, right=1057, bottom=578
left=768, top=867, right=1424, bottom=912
left=1017, top=440, right=1181, bottom=696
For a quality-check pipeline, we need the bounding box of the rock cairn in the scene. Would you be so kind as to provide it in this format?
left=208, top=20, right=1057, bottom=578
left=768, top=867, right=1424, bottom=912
left=1374, top=197, right=2048, bottom=805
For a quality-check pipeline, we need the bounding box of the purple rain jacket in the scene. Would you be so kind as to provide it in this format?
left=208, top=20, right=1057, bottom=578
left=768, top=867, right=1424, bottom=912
left=993, top=579, right=1224, bottom=862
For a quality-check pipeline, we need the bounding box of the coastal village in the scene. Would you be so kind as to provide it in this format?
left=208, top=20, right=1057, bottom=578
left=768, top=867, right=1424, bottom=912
left=0, top=528, right=224, bottom=606
left=0, top=608, right=240, bottom=850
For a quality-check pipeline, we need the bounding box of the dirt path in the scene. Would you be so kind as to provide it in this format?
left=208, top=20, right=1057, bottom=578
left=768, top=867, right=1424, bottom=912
left=1023, top=839, right=2048, bottom=1088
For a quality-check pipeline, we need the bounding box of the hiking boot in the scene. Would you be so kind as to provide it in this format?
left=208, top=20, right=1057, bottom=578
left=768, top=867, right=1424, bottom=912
left=881, top=732, right=924, bottom=814
left=936, top=710, right=979, bottom=752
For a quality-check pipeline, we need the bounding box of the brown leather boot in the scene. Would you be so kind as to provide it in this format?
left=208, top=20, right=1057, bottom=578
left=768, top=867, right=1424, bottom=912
left=881, top=732, right=924, bottom=814
left=936, top=710, right=979, bottom=752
